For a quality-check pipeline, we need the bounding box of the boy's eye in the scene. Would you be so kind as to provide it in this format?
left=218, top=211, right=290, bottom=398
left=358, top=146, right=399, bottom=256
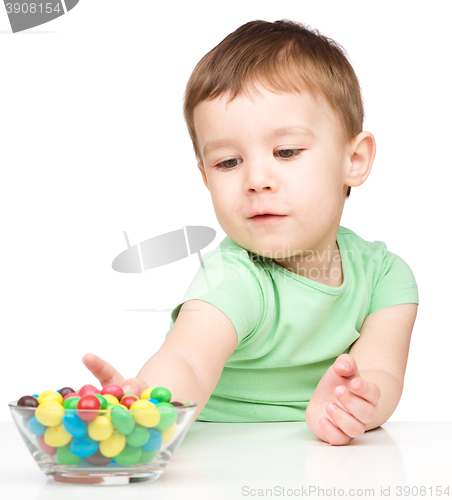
left=277, top=149, right=298, bottom=158
left=214, top=149, right=302, bottom=170
left=215, top=158, right=242, bottom=170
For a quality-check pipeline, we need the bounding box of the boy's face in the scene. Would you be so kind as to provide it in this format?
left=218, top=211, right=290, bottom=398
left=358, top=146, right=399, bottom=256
left=194, top=85, right=354, bottom=259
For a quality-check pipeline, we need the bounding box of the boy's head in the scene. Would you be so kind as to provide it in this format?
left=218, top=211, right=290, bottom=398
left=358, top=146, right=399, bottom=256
left=184, top=19, right=375, bottom=260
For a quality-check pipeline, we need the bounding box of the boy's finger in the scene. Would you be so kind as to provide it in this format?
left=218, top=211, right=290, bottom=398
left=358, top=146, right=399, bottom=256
left=333, top=353, right=358, bottom=377
left=82, top=353, right=125, bottom=387
left=319, top=417, right=352, bottom=446
left=325, top=403, right=365, bottom=439
left=334, top=385, right=376, bottom=424
left=349, top=377, right=381, bottom=406
left=122, top=378, right=149, bottom=396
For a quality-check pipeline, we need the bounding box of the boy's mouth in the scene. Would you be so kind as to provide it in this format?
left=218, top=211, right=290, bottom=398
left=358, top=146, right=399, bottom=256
left=250, top=214, right=287, bottom=222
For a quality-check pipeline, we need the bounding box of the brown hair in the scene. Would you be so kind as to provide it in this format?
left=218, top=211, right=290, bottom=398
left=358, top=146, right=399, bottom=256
left=184, top=19, right=365, bottom=199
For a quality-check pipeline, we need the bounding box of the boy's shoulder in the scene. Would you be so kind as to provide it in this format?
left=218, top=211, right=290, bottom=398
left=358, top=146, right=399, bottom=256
left=337, top=225, right=393, bottom=265
left=337, top=225, right=386, bottom=251
left=337, top=226, right=415, bottom=287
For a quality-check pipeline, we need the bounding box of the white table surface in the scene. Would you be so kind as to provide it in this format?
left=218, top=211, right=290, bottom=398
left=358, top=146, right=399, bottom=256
left=0, top=421, right=451, bottom=500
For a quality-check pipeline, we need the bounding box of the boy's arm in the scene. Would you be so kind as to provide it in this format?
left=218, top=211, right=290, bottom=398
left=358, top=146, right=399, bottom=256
left=347, top=302, right=418, bottom=431
left=135, top=299, right=238, bottom=422
left=306, top=302, right=418, bottom=445
left=84, top=299, right=238, bottom=424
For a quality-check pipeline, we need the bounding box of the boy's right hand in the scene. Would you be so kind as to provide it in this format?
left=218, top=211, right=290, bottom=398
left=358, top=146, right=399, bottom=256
left=82, top=353, right=149, bottom=396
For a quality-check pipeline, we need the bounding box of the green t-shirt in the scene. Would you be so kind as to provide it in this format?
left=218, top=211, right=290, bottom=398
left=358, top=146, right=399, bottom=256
left=165, top=225, right=419, bottom=423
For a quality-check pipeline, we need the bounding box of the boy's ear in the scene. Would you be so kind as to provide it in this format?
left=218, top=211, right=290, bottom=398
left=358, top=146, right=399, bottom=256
left=344, top=131, right=376, bottom=189
left=198, top=161, right=210, bottom=191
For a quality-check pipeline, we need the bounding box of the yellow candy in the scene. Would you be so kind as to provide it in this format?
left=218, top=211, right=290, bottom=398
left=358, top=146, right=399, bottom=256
left=102, top=409, right=112, bottom=420
left=140, top=387, right=155, bottom=400
left=130, top=400, right=154, bottom=410
left=37, top=390, right=63, bottom=405
left=161, top=423, right=177, bottom=444
left=35, top=400, right=64, bottom=427
left=130, top=400, right=160, bottom=428
left=44, top=423, right=72, bottom=447
left=103, top=394, right=119, bottom=406
left=99, top=430, right=126, bottom=457
left=88, top=415, right=114, bottom=441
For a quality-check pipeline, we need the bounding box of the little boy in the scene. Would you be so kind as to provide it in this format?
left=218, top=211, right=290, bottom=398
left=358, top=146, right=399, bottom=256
left=84, top=19, right=419, bottom=446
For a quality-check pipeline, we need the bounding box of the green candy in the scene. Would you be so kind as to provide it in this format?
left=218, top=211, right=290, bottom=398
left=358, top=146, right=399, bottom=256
left=114, top=445, right=142, bottom=465
left=122, top=393, right=139, bottom=401
left=154, top=402, right=177, bottom=431
left=150, top=387, right=171, bottom=403
left=95, top=394, right=108, bottom=410
left=56, top=443, right=82, bottom=465
left=140, top=449, right=158, bottom=464
left=62, top=397, right=80, bottom=412
left=126, top=424, right=150, bottom=447
left=111, top=405, right=135, bottom=435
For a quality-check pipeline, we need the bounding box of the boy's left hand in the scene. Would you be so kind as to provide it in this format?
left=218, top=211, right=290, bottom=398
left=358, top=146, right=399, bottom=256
left=305, top=353, right=381, bottom=446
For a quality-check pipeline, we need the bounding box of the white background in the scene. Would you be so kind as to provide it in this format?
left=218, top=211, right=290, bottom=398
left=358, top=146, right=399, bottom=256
left=0, top=0, right=450, bottom=423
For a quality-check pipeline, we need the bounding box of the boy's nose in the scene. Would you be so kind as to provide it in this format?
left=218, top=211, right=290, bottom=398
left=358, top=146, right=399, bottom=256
left=243, top=160, right=280, bottom=193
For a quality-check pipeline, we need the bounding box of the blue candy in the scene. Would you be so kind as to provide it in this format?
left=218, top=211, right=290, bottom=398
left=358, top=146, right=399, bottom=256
left=70, top=435, right=98, bottom=458
left=63, top=413, right=87, bottom=439
left=27, top=416, right=46, bottom=436
left=147, top=398, right=160, bottom=405
left=142, top=428, right=162, bottom=452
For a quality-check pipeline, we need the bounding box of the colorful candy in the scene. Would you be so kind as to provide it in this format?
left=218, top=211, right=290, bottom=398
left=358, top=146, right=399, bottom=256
left=110, top=405, right=135, bottom=435
left=35, top=400, right=64, bottom=427
left=120, top=394, right=139, bottom=409
left=15, top=384, right=187, bottom=468
left=78, top=384, right=101, bottom=397
left=126, top=424, right=150, bottom=447
left=129, top=400, right=160, bottom=428
left=99, top=430, right=126, bottom=457
left=57, top=387, right=75, bottom=398
left=57, top=443, right=82, bottom=465
left=63, top=392, right=79, bottom=401
left=17, top=395, right=39, bottom=409
left=63, top=413, right=87, bottom=438
left=44, top=424, right=72, bottom=447
left=38, top=434, right=56, bottom=456
left=63, top=397, right=80, bottom=411
left=87, top=415, right=114, bottom=441
left=70, top=434, right=98, bottom=457
left=103, top=394, right=119, bottom=406
left=154, top=402, right=177, bottom=430
left=76, top=395, right=101, bottom=421
left=27, top=416, right=46, bottom=436
left=114, top=444, right=142, bottom=465
left=37, top=390, right=63, bottom=405
left=101, top=384, right=124, bottom=401
left=84, top=449, right=111, bottom=466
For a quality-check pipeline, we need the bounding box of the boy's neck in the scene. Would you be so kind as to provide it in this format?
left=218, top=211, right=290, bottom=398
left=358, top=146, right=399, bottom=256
left=269, top=197, right=347, bottom=286
left=270, top=233, right=343, bottom=287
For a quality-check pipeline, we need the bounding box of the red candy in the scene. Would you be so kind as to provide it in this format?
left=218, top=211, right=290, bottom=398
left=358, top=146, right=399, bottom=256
left=38, top=435, right=56, bottom=456
left=120, top=396, right=138, bottom=409
left=76, top=395, right=101, bottom=421
left=78, top=384, right=101, bottom=397
left=63, top=392, right=79, bottom=401
left=101, top=384, right=124, bottom=401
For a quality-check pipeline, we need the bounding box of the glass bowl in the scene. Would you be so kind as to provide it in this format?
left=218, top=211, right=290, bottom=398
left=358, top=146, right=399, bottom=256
left=8, top=399, right=197, bottom=485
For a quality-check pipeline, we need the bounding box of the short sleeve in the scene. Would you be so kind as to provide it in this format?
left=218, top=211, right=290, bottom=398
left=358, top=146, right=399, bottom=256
left=367, top=248, right=419, bottom=316
left=165, top=247, right=264, bottom=346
